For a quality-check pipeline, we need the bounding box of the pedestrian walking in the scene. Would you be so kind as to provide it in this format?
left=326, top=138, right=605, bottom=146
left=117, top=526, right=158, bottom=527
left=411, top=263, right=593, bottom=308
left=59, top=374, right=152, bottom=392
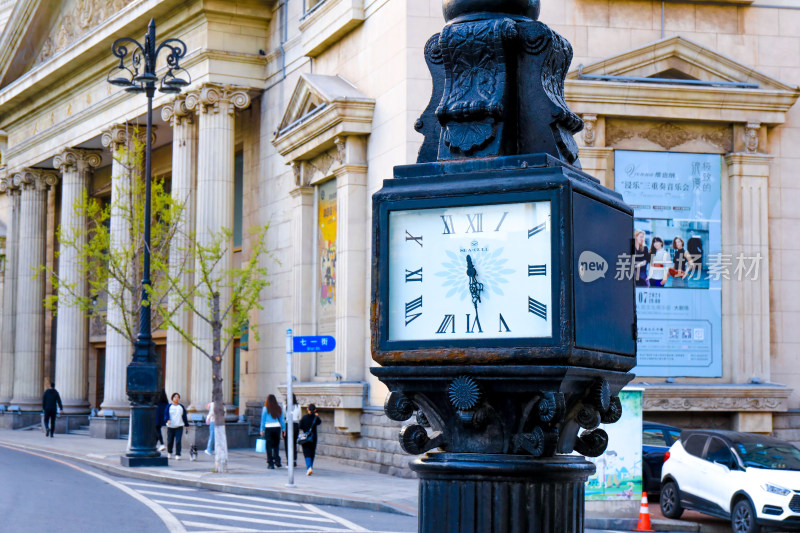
left=42, top=382, right=63, bottom=438
left=205, top=401, right=215, bottom=456
left=155, top=389, right=168, bottom=451
left=299, top=403, right=322, bottom=476
left=283, top=394, right=301, bottom=467
left=260, top=394, right=285, bottom=469
left=165, top=392, right=188, bottom=460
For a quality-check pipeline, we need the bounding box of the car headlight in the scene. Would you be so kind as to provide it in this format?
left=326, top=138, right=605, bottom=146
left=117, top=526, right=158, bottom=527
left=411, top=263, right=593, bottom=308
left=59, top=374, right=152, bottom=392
left=762, top=483, right=791, bottom=496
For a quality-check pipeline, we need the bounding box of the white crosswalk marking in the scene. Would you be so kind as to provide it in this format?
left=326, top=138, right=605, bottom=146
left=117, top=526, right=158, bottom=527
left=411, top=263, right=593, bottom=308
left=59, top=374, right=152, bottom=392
left=169, top=509, right=346, bottom=530
left=302, top=503, right=368, bottom=532
left=152, top=499, right=337, bottom=522
left=119, top=481, right=368, bottom=532
left=138, top=490, right=320, bottom=516
left=181, top=522, right=262, bottom=532
left=120, top=481, right=201, bottom=491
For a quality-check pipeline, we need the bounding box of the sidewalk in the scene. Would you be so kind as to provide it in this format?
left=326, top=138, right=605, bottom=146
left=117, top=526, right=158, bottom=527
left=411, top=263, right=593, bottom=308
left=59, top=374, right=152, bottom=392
left=0, top=427, right=418, bottom=516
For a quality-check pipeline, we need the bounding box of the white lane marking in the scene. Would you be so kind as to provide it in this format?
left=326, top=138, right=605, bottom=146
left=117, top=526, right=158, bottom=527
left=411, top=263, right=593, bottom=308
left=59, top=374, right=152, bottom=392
left=302, top=503, right=369, bottom=532
left=152, top=499, right=336, bottom=523
left=137, top=490, right=318, bottom=514
left=198, top=491, right=306, bottom=506
left=169, top=509, right=346, bottom=531
left=181, top=521, right=261, bottom=532
left=69, top=471, right=188, bottom=533
left=0, top=444, right=187, bottom=533
left=121, top=481, right=199, bottom=491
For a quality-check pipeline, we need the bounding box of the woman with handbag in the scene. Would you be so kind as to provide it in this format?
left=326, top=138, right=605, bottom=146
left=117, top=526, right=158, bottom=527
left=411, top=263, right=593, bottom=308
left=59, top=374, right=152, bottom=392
left=298, top=403, right=322, bottom=476
left=260, top=394, right=285, bottom=469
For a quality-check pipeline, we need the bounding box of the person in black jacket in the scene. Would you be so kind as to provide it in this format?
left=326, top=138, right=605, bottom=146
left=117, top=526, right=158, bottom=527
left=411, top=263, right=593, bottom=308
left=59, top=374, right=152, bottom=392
left=155, top=390, right=168, bottom=452
left=42, top=382, right=63, bottom=438
left=299, top=404, right=322, bottom=476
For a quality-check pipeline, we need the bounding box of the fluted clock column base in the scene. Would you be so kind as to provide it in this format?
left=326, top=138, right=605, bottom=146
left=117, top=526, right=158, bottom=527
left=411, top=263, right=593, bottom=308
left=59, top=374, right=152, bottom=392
left=411, top=453, right=594, bottom=533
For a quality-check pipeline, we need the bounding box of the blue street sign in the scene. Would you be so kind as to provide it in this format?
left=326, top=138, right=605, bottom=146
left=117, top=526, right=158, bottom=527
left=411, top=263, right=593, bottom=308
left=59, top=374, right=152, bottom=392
left=292, top=335, right=336, bottom=353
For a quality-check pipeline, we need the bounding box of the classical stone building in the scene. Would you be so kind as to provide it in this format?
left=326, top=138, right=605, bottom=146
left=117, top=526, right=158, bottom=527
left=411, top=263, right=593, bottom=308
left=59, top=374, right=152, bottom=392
left=0, top=0, right=799, bottom=473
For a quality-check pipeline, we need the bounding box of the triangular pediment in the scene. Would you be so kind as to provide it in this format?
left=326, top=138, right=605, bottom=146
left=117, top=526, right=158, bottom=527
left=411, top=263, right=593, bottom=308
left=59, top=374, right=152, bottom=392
left=0, top=0, right=133, bottom=89
left=277, top=73, right=371, bottom=134
left=568, top=35, right=796, bottom=92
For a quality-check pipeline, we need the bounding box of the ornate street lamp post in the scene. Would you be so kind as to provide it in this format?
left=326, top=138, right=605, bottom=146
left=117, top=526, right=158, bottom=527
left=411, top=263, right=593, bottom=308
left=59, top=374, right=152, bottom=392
left=107, top=19, right=190, bottom=467
left=371, top=0, right=636, bottom=530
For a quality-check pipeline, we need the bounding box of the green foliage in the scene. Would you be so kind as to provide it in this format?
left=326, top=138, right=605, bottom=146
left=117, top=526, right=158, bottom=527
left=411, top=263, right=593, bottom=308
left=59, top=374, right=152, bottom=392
left=44, top=131, right=183, bottom=344
left=152, top=224, right=273, bottom=361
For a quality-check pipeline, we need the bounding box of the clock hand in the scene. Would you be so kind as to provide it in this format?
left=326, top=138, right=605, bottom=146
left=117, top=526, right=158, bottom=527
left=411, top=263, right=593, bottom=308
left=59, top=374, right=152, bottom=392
left=465, top=254, right=484, bottom=318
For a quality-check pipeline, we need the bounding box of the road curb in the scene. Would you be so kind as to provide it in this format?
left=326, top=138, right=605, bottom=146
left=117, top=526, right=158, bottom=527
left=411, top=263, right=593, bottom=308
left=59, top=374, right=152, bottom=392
left=0, top=439, right=416, bottom=517
left=585, top=516, right=701, bottom=532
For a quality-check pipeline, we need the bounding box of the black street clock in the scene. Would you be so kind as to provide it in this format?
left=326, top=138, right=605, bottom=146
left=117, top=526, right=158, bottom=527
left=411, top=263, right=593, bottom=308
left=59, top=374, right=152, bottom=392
left=371, top=154, right=636, bottom=370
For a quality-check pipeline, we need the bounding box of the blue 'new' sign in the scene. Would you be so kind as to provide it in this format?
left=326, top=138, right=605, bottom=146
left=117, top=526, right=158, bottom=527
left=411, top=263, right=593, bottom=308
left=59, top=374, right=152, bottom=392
left=293, top=336, right=336, bottom=353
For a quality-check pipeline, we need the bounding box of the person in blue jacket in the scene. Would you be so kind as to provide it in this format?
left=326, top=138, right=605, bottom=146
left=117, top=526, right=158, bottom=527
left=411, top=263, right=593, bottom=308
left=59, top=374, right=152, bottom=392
left=260, top=394, right=285, bottom=469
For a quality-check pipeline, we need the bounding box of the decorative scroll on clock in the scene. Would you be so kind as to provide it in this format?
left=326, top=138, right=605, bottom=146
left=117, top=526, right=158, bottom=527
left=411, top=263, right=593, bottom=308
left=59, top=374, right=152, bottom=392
left=416, top=1, right=583, bottom=165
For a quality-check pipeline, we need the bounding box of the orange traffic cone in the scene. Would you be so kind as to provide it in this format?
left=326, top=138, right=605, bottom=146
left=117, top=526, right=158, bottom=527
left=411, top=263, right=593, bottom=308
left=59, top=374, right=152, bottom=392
left=636, top=492, right=655, bottom=532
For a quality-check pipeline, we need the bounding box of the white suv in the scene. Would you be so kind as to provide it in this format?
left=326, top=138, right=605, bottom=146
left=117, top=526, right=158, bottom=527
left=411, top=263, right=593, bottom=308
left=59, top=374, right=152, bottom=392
left=660, top=429, right=800, bottom=533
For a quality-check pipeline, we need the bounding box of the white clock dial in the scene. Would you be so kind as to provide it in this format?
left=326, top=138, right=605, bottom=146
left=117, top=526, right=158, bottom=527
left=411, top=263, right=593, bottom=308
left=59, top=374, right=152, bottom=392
left=388, top=201, right=552, bottom=341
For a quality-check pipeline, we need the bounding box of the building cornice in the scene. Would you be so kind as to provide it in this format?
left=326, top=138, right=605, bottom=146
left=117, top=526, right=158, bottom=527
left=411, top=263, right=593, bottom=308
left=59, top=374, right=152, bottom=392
left=565, top=80, right=799, bottom=126
left=642, top=383, right=791, bottom=412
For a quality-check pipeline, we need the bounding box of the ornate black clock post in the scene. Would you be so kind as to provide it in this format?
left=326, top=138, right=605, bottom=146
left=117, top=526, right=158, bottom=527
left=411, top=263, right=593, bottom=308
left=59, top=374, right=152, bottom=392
left=370, top=1, right=637, bottom=531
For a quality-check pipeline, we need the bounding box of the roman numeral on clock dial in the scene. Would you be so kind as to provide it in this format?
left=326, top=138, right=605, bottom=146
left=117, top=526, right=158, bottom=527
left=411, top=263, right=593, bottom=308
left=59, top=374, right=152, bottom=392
left=528, top=297, right=547, bottom=320
left=405, top=296, right=422, bottom=326
left=466, top=213, right=483, bottom=233
left=528, top=221, right=546, bottom=238
left=436, top=314, right=456, bottom=334
left=441, top=215, right=454, bottom=234
left=528, top=264, right=547, bottom=276
left=466, top=314, right=482, bottom=333
left=405, top=267, right=422, bottom=282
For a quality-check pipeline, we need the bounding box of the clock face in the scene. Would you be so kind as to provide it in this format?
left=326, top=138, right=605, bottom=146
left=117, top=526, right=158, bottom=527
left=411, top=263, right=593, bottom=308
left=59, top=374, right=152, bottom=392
left=388, top=201, right=553, bottom=342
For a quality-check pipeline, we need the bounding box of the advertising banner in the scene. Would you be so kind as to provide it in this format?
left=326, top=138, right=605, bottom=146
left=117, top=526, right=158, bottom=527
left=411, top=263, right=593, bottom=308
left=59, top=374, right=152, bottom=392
left=585, top=389, right=643, bottom=501
left=615, top=151, right=722, bottom=377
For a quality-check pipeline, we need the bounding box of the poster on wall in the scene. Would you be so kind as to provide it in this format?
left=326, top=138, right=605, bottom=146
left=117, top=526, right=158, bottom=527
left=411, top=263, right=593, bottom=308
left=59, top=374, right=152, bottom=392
left=615, top=151, right=722, bottom=377
left=316, top=179, right=337, bottom=376
left=585, top=389, right=643, bottom=501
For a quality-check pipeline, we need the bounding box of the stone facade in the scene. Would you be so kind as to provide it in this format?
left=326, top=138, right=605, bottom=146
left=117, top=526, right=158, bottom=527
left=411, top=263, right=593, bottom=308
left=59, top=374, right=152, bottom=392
left=0, top=0, right=798, bottom=474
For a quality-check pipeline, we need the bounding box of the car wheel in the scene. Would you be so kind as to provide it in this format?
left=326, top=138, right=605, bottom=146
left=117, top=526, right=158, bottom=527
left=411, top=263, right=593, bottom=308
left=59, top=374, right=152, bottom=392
left=660, top=481, right=683, bottom=519
left=732, top=499, right=760, bottom=533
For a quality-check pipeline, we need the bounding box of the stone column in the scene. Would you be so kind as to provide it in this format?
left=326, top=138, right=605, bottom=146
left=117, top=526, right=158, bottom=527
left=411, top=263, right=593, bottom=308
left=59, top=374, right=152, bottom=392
left=99, top=124, right=146, bottom=416
left=184, top=83, right=250, bottom=411
left=0, top=176, right=19, bottom=405
left=10, top=169, right=57, bottom=410
left=724, top=148, right=772, bottom=419
left=53, top=149, right=102, bottom=413
left=161, top=96, right=197, bottom=402
left=331, top=136, right=368, bottom=432
left=290, top=166, right=314, bottom=381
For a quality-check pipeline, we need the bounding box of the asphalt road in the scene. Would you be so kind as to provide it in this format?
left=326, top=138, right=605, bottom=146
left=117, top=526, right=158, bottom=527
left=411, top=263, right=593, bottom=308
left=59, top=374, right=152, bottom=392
left=0, top=444, right=417, bottom=532
left=0, top=444, right=170, bottom=533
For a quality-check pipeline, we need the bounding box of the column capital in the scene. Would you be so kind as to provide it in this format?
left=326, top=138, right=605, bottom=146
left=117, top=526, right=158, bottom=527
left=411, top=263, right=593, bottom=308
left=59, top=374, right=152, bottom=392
left=12, top=168, right=58, bottom=191
left=161, top=94, right=194, bottom=126
left=101, top=124, right=155, bottom=151
left=724, top=152, right=773, bottom=179
left=0, top=173, right=18, bottom=194
left=54, top=148, right=102, bottom=173
left=184, top=83, right=251, bottom=115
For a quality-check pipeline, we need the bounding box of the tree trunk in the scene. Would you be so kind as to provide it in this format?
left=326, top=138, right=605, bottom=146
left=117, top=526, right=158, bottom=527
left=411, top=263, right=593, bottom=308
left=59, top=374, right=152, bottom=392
left=211, top=292, right=228, bottom=473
